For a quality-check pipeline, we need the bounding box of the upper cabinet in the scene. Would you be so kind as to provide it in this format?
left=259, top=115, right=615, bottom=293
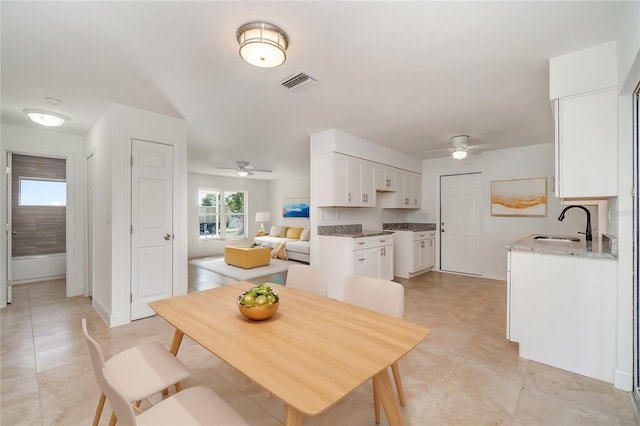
left=549, top=42, right=618, bottom=199
left=374, top=164, right=397, bottom=192
left=554, top=88, right=618, bottom=198
left=316, top=153, right=376, bottom=207
left=311, top=129, right=422, bottom=209
left=380, top=170, right=422, bottom=209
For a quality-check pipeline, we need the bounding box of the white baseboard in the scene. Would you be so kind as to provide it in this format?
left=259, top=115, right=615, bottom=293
left=615, top=369, right=633, bottom=391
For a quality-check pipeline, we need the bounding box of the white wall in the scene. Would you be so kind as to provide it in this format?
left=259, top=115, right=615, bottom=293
left=421, top=143, right=594, bottom=281
left=85, top=103, right=187, bottom=327
left=269, top=175, right=311, bottom=230
left=612, top=0, right=640, bottom=391
left=188, top=173, right=271, bottom=258
left=0, top=124, right=86, bottom=308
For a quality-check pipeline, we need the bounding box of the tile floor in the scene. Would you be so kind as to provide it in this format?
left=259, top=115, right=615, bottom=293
left=1, top=266, right=639, bottom=425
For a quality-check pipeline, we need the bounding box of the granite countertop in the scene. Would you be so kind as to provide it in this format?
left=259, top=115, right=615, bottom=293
left=325, top=230, right=395, bottom=238
left=506, top=234, right=618, bottom=259
left=383, top=222, right=436, bottom=231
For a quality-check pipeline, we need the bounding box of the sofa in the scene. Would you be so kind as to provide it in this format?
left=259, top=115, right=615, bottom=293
left=254, top=226, right=310, bottom=263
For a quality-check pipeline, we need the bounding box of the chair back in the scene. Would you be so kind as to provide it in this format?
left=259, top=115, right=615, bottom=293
left=101, top=366, right=139, bottom=426
left=342, top=276, right=404, bottom=319
left=81, top=318, right=109, bottom=393
left=285, top=264, right=327, bottom=296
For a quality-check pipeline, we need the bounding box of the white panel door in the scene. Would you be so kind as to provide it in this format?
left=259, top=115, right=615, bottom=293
left=131, top=140, right=173, bottom=320
left=5, top=153, right=12, bottom=304
left=440, top=173, right=482, bottom=275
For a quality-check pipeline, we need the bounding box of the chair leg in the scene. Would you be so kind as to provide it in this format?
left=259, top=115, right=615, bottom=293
left=373, top=382, right=381, bottom=424
left=390, top=362, right=406, bottom=407
left=108, top=411, right=117, bottom=426
left=93, top=393, right=106, bottom=426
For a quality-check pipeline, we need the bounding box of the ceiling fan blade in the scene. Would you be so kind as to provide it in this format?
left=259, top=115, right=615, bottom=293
left=466, top=143, right=500, bottom=150
left=424, top=147, right=455, bottom=154
left=251, top=168, right=272, bottom=173
left=215, top=167, right=238, bottom=170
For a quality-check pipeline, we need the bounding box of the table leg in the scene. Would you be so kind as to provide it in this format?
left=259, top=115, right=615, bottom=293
left=169, top=329, right=184, bottom=356
left=284, top=404, right=305, bottom=426
left=372, top=369, right=404, bottom=426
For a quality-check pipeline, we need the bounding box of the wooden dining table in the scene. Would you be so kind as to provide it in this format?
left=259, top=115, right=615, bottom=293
left=148, top=282, right=429, bottom=426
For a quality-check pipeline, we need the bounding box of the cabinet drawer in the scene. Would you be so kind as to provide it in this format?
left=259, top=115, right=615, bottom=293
left=412, top=231, right=435, bottom=241
left=352, top=235, right=393, bottom=250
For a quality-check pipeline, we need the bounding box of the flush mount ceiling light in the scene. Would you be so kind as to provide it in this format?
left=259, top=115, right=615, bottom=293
left=23, top=109, right=69, bottom=127
left=452, top=148, right=468, bottom=160
left=237, top=22, right=288, bottom=68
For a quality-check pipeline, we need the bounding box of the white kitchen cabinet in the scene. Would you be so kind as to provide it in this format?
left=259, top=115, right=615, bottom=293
left=507, top=249, right=617, bottom=383
left=380, top=171, right=422, bottom=209
left=316, top=153, right=375, bottom=207
left=318, top=234, right=394, bottom=299
left=374, top=164, right=397, bottom=192
left=393, top=230, right=435, bottom=278
left=554, top=87, right=618, bottom=198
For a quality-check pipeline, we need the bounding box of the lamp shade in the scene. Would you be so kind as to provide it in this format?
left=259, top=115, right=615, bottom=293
left=255, top=212, right=271, bottom=223
left=237, top=22, right=288, bottom=68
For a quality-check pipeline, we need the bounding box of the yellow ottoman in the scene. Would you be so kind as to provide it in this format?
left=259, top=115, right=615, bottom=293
left=224, top=246, right=271, bottom=269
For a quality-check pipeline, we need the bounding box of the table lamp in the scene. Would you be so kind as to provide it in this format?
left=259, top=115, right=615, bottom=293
left=255, top=212, right=271, bottom=236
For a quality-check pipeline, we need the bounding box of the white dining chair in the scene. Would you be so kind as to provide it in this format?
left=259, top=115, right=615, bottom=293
left=101, top=361, right=249, bottom=426
left=285, top=264, right=327, bottom=296
left=81, top=318, right=192, bottom=425
left=342, top=275, right=406, bottom=424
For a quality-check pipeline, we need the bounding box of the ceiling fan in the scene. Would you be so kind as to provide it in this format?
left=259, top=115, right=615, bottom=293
left=216, top=160, right=272, bottom=176
left=425, top=135, right=499, bottom=160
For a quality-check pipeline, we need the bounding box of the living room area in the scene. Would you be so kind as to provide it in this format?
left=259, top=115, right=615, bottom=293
left=187, top=171, right=311, bottom=284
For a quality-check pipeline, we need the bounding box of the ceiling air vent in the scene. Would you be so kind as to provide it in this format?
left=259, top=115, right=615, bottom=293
left=279, top=71, right=318, bottom=92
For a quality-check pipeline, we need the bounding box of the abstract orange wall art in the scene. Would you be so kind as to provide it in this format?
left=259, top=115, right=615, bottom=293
left=491, top=177, right=547, bottom=217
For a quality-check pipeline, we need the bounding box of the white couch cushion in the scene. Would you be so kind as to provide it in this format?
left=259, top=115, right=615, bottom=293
left=285, top=240, right=310, bottom=255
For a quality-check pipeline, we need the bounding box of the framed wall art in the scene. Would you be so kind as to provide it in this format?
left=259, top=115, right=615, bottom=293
left=282, top=197, right=310, bottom=218
left=491, top=177, right=547, bottom=217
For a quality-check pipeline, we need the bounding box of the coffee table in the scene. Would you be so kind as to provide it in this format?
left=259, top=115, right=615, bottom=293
left=224, top=246, right=271, bottom=268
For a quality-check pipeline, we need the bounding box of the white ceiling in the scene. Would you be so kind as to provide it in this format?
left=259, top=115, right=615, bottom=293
left=1, top=1, right=628, bottom=180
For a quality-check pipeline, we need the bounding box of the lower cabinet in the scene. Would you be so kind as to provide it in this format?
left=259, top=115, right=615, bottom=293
left=507, top=250, right=617, bottom=383
left=394, top=231, right=435, bottom=278
left=318, top=234, right=394, bottom=299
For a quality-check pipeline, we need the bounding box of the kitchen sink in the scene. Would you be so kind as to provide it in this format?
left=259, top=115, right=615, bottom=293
left=533, top=235, right=580, bottom=243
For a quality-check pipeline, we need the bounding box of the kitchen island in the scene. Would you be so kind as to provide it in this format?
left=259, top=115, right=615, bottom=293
left=506, top=234, right=618, bottom=383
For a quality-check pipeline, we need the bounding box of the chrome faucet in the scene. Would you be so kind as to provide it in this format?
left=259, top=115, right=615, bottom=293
left=557, top=205, right=592, bottom=241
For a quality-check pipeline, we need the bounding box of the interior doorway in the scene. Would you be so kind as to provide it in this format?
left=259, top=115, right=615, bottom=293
left=439, top=172, right=483, bottom=275
left=6, top=153, right=68, bottom=301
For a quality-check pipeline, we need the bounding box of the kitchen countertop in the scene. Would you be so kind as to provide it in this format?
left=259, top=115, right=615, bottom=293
left=321, top=230, right=395, bottom=238
left=382, top=223, right=436, bottom=231
left=506, top=234, right=617, bottom=259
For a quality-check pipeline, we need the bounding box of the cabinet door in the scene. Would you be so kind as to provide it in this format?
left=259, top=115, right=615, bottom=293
left=360, top=161, right=375, bottom=206
left=425, top=237, right=435, bottom=269
left=332, top=154, right=350, bottom=206
left=556, top=87, right=617, bottom=197
left=411, top=240, right=422, bottom=272
left=378, top=245, right=394, bottom=280
left=353, top=248, right=378, bottom=278
left=411, top=173, right=422, bottom=208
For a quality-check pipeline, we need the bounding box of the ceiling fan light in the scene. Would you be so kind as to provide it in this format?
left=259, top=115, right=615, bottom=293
left=23, top=109, right=68, bottom=127
left=237, top=170, right=249, bottom=177
left=452, top=149, right=467, bottom=160
left=237, top=22, right=288, bottom=68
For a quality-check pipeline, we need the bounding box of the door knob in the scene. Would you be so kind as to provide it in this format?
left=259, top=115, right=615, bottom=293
left=164, top=234, right=172, bottom=240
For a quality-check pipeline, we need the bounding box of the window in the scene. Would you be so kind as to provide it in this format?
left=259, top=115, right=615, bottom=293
left=199, top=189, right=246, bottom=240
left=19, top=178, right=67, bottom=206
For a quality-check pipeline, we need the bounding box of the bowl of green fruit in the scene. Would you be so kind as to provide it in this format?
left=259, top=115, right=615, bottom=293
left=237, top=283, right=280, bottom=321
